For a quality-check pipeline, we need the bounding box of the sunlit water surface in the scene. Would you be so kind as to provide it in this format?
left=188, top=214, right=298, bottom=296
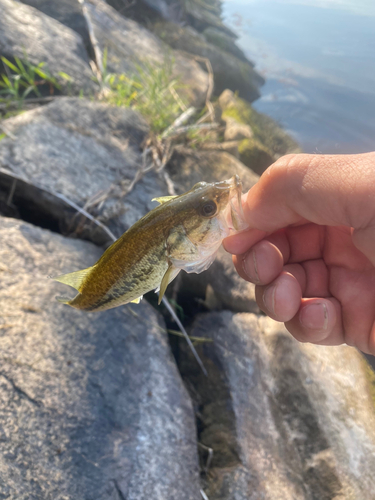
left=223, top=0, right=375, bottom=153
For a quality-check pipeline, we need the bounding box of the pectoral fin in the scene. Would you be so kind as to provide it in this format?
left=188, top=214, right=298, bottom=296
left=54, top=266, right=96, bottom=292
left=158, top=264, right=180, bottom=305
left=152, top=195, right=177, bottom=205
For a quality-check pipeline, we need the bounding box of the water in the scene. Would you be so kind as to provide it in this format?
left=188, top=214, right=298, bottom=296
left=223, top=0, right=375, bottom=153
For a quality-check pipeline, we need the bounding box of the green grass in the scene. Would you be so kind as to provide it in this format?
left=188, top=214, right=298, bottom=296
left=103, top=58, right=187, bottom=134
left=0, top=55, right=63, bottom=107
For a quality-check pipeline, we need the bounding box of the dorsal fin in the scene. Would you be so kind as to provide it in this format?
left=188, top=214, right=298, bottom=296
left=152, top=195, right=177, bottom=205
left=54, top=266, right=95, bottom=292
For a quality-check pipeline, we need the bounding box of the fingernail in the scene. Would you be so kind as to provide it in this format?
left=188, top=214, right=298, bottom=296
left=263, top=284, right=276, bottom=316
left=299, top=302, right=328, bottom=330
left=242, top=249, right=259, bottom=283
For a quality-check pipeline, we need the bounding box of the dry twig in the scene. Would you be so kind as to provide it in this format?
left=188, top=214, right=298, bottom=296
left=54, top=192, right=117, bottom=242
left=0, top=124, right=16, bottom=140
left=77, top=0, right=104, bottom=82
left=161, top=106, right=197, bottom=139
left=193, top=56, right=215, bottom=123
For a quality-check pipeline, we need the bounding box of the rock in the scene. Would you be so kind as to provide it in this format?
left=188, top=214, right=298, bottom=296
left=0, top=0, right=97, bottom=96
left=179, top=311, right=375, bottom=500
left=223, top=117, right=253, bottom=141
left=108, top=0, right=172, bottom=22
left=182, top=0, right=234, bottom=37
left=152, top=21, right=264, bottom=103
left=0, top=216, right=200, bottom=500
left=84, top=0, right=209, bottom=106
left=0, top=167, right=115, bottom=246
left=166, top=146, right=259, bottom=195
left=238, top=138, right=275, bottom=176
left=19, top=0, right=90, bottom=48
left=16, top=0, right=209, bottom=105
left=219, top=90, right=301, bottom=174
left=203, top=26, right=249, bottom=62
left=0, top=97, right=169, bottom=241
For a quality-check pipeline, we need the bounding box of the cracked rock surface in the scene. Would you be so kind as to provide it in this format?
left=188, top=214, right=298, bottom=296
left=0, top=97, right=168, bottom=241
left=0, top=216, right=200, bottom=500
left=179, top=311, right=375, bottom=500
left=0, top=0, right=97, bottom=95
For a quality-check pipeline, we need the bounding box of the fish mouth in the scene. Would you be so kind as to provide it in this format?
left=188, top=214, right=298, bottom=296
left=217, top=175, right=248, bottom=232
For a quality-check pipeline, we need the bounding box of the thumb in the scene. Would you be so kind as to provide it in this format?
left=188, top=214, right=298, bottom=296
left=245, top=152, right=374, bottom=225
left=241, top=152, right=375, bottom=264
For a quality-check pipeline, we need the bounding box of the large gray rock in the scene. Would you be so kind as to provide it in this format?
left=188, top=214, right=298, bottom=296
left=0, top=97, right=259, bottom=236
left=20, top=0, right=90, bottom=48
left=179, top=311, right=375, bottom=499
left=0, top=0, right=97, bottom=96
left=0, top=216, right=200, bottom=500
left=166, top=146, right=259, bottom=195
left=0, top=97, right=168, bottom=241
left=84, top=0, right=209, bottom=106
left=203, top=26, right=249, bottom=62
left=182, top=0, right=233, bottom=37
left=152, top=21, right=264, bottom=103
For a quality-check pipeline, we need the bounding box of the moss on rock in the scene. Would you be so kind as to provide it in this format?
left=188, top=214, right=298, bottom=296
left=237, top=138, right=274, bottom=175
left=202, top=27, right=248, bottom=62
left=362, top=357, right=375, bottom=411
left=219, top=90, right=301, bottom=174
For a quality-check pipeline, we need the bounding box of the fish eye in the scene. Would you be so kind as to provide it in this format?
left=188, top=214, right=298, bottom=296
left=200, top=200, right=217, bottom=218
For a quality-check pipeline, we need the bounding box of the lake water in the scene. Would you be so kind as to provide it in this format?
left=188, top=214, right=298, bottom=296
left=223, top=0, right=375, bottom=154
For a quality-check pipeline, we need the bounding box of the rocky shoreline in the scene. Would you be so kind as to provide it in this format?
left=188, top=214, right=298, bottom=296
left=1, top=1, right=375, bottom=499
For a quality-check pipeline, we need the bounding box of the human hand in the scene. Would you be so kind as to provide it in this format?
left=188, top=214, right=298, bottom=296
left=223, top=152, right=375, bottom=355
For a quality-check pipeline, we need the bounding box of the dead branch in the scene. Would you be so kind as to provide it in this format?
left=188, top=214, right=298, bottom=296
left=169, top=86, right=187, bottom=112
left=160, top=294, right=207, bottom=377
left=0, top=124, right=16, bottom=140
left=200, top=490, right=210, bottom=500
left=54, top=192, right=117, bottom=242
left=77, top=0, right=104, bottom=82
left=168, top=122, right=219, bottom=138
left=161, top=106, right=197, bottom=139
left=193, top=56, right=215, bottom=123
left=162, top=170, right=176, bottom=196
left=6, top=178, right=17, bottom=206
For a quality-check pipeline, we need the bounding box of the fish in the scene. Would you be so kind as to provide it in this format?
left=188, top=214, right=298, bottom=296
left=54, top=175, right=247, bottom=312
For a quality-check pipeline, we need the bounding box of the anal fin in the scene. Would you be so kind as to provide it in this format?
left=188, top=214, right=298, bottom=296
left=130, top=296, right=143, bottom=304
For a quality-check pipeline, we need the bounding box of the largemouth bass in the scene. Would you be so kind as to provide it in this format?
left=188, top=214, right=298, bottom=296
left=55, top=175, right=247, bottom=312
